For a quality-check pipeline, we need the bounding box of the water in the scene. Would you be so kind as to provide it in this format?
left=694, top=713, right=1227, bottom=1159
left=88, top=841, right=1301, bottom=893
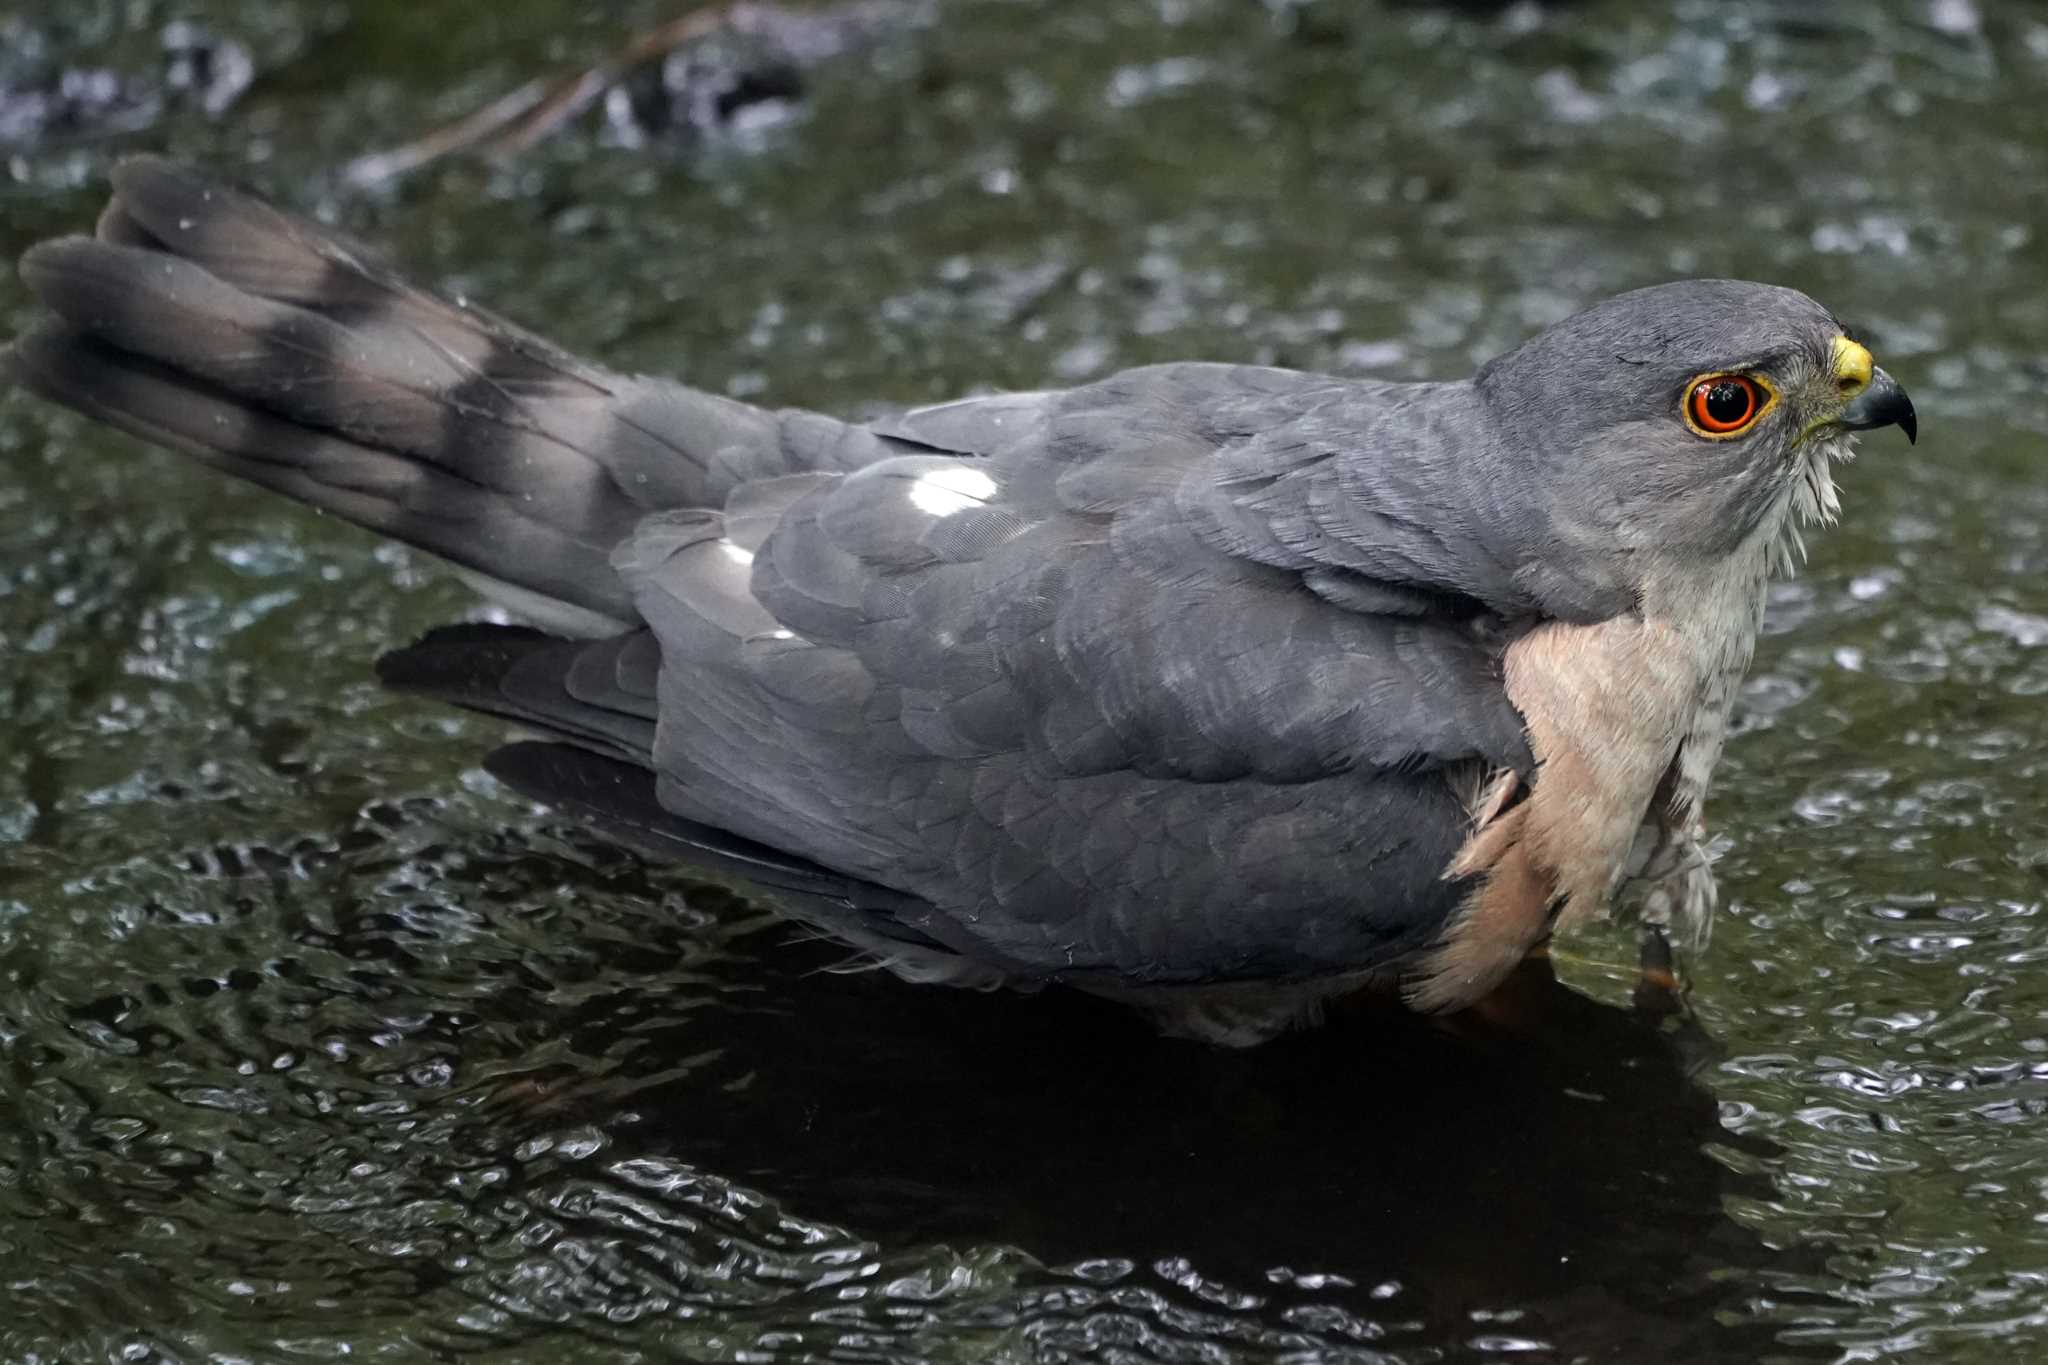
left=1, top=0, right=2045, bottom=1359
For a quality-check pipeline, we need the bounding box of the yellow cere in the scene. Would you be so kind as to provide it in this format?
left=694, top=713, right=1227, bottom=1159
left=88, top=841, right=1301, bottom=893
left=1831, top=335, right=1874, bottom=398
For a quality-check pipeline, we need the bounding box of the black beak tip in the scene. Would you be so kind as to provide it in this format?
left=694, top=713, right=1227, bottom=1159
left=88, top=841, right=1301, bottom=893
left=1842, top=366, right=1917, bottom=445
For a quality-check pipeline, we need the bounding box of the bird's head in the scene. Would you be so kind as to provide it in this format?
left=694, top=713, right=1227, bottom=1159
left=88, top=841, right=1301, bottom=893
left=1475, top=279, right=1916, bottom=587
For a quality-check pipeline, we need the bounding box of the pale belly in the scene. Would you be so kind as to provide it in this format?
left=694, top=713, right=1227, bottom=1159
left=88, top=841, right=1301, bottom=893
left=1409, top=561, right=1771, bottom=1011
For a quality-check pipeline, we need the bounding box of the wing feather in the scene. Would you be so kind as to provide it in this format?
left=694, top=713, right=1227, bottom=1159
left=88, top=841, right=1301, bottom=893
left=600, top=366, right=1553, bottom=982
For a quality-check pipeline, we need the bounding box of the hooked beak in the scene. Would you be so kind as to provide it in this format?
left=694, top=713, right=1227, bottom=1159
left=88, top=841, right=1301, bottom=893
left=1839, top=366, right=1917, bottom=444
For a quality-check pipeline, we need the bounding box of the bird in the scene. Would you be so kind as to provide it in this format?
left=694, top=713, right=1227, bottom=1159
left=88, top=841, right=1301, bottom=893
left=6, top=159, right=1917, bottom=1046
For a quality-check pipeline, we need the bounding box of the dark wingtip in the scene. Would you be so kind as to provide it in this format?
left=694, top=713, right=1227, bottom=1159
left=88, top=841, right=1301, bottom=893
left=481, top=739, right=638, bottom=800
left=373, top=622, right=556, bottom=690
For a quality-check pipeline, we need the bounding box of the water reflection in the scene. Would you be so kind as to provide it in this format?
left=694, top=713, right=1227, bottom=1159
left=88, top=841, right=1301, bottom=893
left=580, top=918, right=1828, bottom=1362
left=6, top=803, right=1832, bottom=1360
left=7, top=0, right=2048, bottom=1356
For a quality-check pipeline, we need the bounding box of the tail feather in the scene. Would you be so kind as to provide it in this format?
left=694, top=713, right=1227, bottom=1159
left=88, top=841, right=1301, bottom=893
left=9, top=324, right=636, bottom=630
left=18, top=233, right=653, bottom=548
left=3, top=158, right=974, bottom=960
left=7, top=157, right=907, bottom=632
left=95, top=192, right=163, bottom=249
left=95, top=158, right=611, bottom=400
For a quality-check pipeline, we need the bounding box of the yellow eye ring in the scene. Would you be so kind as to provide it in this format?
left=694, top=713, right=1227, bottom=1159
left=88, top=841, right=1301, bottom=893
left=1682, top=372, right=1778, bottom=440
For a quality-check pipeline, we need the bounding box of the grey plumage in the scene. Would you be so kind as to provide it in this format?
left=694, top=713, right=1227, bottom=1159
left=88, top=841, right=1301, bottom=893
left=7, top=160, right=1915, bottom=1043
left=16, top=158, right=901, bottom=632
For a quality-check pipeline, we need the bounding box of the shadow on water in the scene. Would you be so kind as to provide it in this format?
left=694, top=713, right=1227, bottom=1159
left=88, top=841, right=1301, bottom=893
left=5, top=803, right=1837, bottom=1361
left=442, top=833, right=1835, bottom=1362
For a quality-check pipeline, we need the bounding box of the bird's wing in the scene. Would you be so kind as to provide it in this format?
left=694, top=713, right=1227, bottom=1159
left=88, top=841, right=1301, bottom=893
left=877, top=362, right=1634, bottom=626
left=374, top=624, right=947, bottom=957
left=603, top=365, right=1551, bottom=983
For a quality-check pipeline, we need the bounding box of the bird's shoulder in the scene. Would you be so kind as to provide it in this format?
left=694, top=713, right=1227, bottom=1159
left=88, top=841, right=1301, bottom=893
left=871, top=361, right=1370, bottom=465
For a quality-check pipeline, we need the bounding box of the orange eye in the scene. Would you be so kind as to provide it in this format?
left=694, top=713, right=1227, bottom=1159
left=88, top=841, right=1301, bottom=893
left=1685, top=374, right=1767, bottom=438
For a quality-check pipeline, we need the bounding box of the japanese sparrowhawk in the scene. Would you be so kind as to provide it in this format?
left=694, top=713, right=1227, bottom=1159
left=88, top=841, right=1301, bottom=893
left=6, top=161, right=1917, bottom=1044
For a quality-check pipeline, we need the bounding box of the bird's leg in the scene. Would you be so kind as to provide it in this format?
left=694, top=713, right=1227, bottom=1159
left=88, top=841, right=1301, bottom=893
left=1617, top=741, right=1720, bottom=949
left=1617, top=807, right=1718, bottom=998
left=1631, top=924, right=1690, bottom=1028
left=1633, top=822, right=1717, bottom=937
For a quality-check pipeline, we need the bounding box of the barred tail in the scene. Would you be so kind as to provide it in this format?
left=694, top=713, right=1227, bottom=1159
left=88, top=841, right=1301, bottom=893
left=7, top=157, right=889, bottom=634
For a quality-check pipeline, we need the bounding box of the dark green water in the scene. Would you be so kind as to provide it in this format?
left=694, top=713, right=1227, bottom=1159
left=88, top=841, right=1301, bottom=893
left=2, top=1, right=2046, bottom=1360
